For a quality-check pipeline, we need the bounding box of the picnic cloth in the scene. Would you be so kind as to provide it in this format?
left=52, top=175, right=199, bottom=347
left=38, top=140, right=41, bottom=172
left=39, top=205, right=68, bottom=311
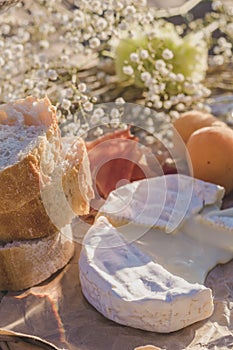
left=0, top=237, right=233, bottom=350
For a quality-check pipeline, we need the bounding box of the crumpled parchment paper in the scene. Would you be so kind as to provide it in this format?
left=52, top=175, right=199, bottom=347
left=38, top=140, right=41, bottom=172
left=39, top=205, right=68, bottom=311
left=0, top=241, right=233, bottom=350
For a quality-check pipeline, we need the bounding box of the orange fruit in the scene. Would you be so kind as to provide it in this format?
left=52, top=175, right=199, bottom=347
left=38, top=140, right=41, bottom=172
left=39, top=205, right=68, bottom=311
left=187, top=126, right=233, bottom=194
left=173, top=110, right=226, bottom=143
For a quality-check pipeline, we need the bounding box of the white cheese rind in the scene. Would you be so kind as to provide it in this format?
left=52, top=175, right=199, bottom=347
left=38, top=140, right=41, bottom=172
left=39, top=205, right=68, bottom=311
left=79, top=217, right=213, bottom=333
left=98, top=174, right=233, bottom=284
left=99, top=174, right=224, bottom=234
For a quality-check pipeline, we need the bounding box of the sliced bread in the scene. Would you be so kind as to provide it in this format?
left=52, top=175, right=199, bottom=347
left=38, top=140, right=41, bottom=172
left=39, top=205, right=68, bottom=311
left=0, top=96, right=61, bottom=213
left=0, top=225, right=74, bottom=291
left=62, top=137, right=94, bottom=216
left=0, top=137, right=94, bottom=241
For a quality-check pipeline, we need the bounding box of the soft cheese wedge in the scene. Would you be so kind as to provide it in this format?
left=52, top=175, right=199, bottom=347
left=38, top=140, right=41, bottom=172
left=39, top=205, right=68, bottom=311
left=79, top=216, right=214, bottom=333
left=97, top=174, right=233, bottom=284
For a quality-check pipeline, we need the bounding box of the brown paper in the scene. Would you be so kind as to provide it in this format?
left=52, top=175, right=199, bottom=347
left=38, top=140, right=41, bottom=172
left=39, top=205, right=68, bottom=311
left=0, top=243, right=233, bottom=350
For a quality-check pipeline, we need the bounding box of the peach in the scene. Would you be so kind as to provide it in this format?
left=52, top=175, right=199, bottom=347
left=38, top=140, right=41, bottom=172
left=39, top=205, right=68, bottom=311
left=187, top=126, right=233, bottom=194
left=173, top=110, right=226, bottom=143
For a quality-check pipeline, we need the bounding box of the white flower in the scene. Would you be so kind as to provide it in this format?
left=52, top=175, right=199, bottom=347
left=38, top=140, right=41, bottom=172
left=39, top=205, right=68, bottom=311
left=47, top=69, right=58, bottom=81
left=62, top=98, right=71, bottom=110
left=183, top=82, right=196, bottom=94
left=168, top=72, right=176, bottom=81
left=65, top=88, right=74, bottom=98
left=89, top=37, right=101, bottom=49
left=115, top=97, right=125, bottom=105
left=0, top=57, right=5, bottom=67
left=4, top=49, right=12, bottom=60
left=162, top=49, right=174, bottom=60
left=123, top=65, right=134, bottom=75
left=39, top=40, right=49, bottom=49
left=110, top=108, right=120, bottom=118
left=92, top=1, right=103, bottom=15
left=212, top=0, right=222, bottom=11
left=123, top=5, right=136, bottom=16
left=24, top=79, right=34, bottom=89
left=93, top=127, right=104, bottom=137
left=160, top=67, right=169, bottom=77
left=176, top=103, right=185, bottom=111
left=155, top=59, right=166, bottom=71
left=130, top=52, right=139, bottom=62
left=176, top=73, right=184, bottom=82
left=36, top=69, right=46, bottom=78
left=213, top=55, right=224, bottom=65
left=154, top=100, right=163, bottom=109
left=141, top=71, right=151, bottom=82
left=93, top=107, right=105, bottom=118
left=78, top=83, right=87, bottom=92
left=110, top=118, right=120, bottom=128
left=83, top=101, right=94, bottom=112
left=163, top=100, right=172, bottom=109
left=170, top=110, right=180, bottom=119
left=140, top=49, right=149, bottom=59
left=95, top=18, right=108, bottom=31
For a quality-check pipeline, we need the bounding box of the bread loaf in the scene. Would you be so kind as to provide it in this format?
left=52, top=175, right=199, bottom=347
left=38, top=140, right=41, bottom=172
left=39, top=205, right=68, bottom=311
left=0, top=196, right=57, bottom=242
left=0, top=96, right=61, bottom=213
left=0, top=96, right=94, bottom=290
left=0, top=225, right=74, bottom=291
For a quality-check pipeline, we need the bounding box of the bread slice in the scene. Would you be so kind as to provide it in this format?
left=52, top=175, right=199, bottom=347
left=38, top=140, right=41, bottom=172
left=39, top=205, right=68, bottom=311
left=0, top=96, right=61, bottom=213
left=62, top=137, right=94, bottom=216
left=0, top=225, right=74, bottom=291
left=0, top=137, right=94, bottom=242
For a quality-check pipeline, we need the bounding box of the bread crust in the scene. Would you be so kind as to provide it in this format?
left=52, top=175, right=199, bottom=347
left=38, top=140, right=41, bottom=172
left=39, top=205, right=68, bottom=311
left=0, top=97, right=61, bottom=214
left=0, top=228, right=74, bottom=291
left=62, top=138, right=94, bottom=216
left=0, top=196, right=58, bottom=242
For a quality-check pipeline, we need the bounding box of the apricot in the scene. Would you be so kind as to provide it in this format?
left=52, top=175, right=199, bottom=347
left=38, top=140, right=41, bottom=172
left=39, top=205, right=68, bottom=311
left=173, top=110, right=226, bottom=143
left=187, top=126, right=233, bottom=194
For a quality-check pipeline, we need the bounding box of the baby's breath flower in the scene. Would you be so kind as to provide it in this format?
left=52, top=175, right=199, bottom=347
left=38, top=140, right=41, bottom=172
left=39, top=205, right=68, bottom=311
left=93, top=107, right=105, bottom=118
left=93, top=127, right=104, bottom=137
left=122, top=65, right=134, bottom=75
left=140, top=49, right=149, bottom=59
left=39, top=40, right=50, bottom=49
left=153, top=100, right=163, bottom=109
left=89, top=37, right=101, bottom=49
left=160, top=67, right=169, bottom=77
left=23, top=79, right=34, bottom=90
left=0, top=57, right=5, bottom=67
left=47, top=69, right=58, bottom=81
left=95, top=18, right=108, bottom=31
left=78, top=83, right=87, bottom=93
left=155, top=59, right=166, bottom=71
left=110, top=108, right=120, bottom=119
left=212, top=0, right=222, bottom=11
left=130, top=52, right=139, bottom=62
left=176, top=73, right=184, bottom=82
left=115, top=97, right=125, bottom=105
left=110, top=118, right=120, bottom=128
left=176, top=103, right=185, bottom=112
left=170, top=110, right=180, bottom=120
left=162, top=49, right=174, bottom=60
left=83, top=101, right=94, bottom=112
left=163, top=100, right=172, bottom=110
left=62, top=98, right=72, bottom=110
left=213, top=55, right=224, bottom=65
left=123, top=5, right=136, bottom=16
left=141, top=71, right=151, bottom=82
left=65, top=88, right=74, bottom=98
